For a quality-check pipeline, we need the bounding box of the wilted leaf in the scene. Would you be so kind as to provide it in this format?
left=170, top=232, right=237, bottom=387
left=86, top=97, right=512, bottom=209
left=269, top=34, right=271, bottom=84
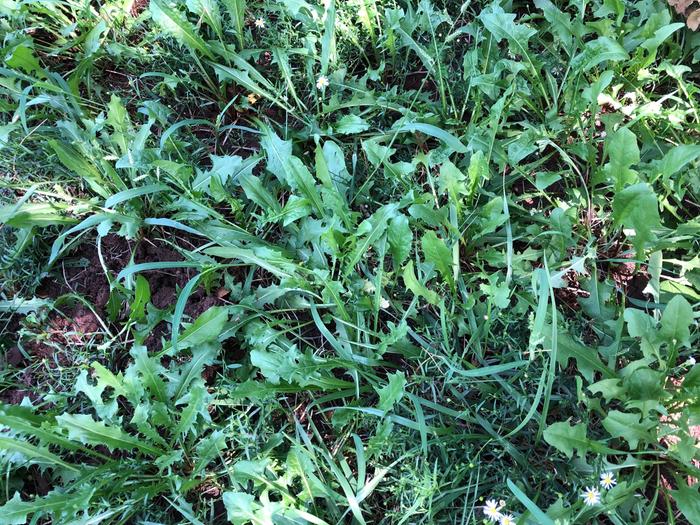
left=688, top=8, right=700, bottom=30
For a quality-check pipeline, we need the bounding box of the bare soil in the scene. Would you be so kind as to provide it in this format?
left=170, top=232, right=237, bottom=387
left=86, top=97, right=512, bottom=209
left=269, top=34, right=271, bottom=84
left=3, top=232, right=222, bottom=404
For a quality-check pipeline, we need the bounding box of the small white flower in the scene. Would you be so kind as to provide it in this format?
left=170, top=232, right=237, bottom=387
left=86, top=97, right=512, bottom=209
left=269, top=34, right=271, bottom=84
left=499, top=514, right=515, bottom=525
left=362, top=280, right=376, bottom=294
left=316, top=75, right=329, bottom=89
left=582, top=486, right=601, bottom=506
left=379, top=297, right=390, bottom=309
left=687, top=356, right=697, bottom=366
left=483, top=499, right=502, bottom=522
left=600, top=472, right=617, bottom=490
left=254, top=18, right=265, bottom=29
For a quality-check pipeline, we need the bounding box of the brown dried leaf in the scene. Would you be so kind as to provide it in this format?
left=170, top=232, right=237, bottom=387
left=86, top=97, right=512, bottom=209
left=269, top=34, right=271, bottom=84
left=688, top=7, right=700, bottom=29
left=668, top=0, right=696, bottom=14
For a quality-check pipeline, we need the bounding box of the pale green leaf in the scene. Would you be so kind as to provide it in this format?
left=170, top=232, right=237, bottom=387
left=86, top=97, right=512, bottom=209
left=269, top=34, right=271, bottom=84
left=554, top=333, right=614, bottom=383
left=0, top=436, right=78, bottom=472
left=56, top=414, right=161, bottom=455
left=602, top=410, right=655, bottom=448
left=173, top=384, right=211, bottom=437
left=479, top=5, right=537, bottom=49
left=150, top=0, right=214, bottom=58
left=169, top=342, right=219, bottom=401
left=603, top=128, right=639, bottom=189
left=387, top=214, right=412, bottom=268
left=334, top=114, right=370, bottom=135
left=177, top=306, right=228, bottom=350
left=660, top=295, right=693, bottom=348
left=345, top=203, right=399, bottom=273
left=578, top=278, right=616, bottom=321
left=204, top=246, right=300, bottom=278
left=612, top=183, right=660, bottom=257
left=655, top=144, right=700, bottom=178
left=543, top=421, right=590, bottom=458
left=131, top=345, right=168, bottom=403
left=375, top=371, right=406, bottom=412
left=402, top=260, right=439, bottom=305
left=671, top=481, right=700, bottom=524
left=421, top=231, right=453, bottom=287
left=572, top=37, right=628, bottom=71
left=221, top=0, right=246, bottom=48
left=0, top=488, right=94, bottom=525
left=392, top=122, right=467, bottom=153
left=223, top=492, right=261, bottom=525
left=437, top=160, right=467, bottom=201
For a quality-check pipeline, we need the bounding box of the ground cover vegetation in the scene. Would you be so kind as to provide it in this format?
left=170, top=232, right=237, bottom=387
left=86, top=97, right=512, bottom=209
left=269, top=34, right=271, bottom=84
left=0, top=0, right=699, bottom=523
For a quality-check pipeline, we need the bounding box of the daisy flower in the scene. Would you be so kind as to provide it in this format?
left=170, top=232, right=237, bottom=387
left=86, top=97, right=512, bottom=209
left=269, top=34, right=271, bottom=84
left=599, top=472, right=617, bottom=490
left=687, top=356, right=697, bottom=366
left=499, top=514, right=515, bottom=525
left=379, top=297, right=390, bottom=309
left=483, top=499, right=502, bottom=522
left=316, top=75, right=329, bottom=90
left=581, top=486, right=601, bottom=506
left=254, top=18, right=265, bottom=29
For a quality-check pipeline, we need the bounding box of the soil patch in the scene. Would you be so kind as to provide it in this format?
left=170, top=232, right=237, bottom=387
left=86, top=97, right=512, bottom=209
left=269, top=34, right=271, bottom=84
left=1, top=304, right=102, bottom=404
left=7, top=232, right=224, bottom=401
left=37, top=234, right=131, bottom=309
left=130, top=0, right=149, bottom=17
left=133, top=238, right=222, bottom=318
left=38, top=233, right=221, bottom=315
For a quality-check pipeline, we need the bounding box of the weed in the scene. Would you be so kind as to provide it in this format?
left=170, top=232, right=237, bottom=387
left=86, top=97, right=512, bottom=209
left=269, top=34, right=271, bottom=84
left=0, top=0, right=699, bottom=524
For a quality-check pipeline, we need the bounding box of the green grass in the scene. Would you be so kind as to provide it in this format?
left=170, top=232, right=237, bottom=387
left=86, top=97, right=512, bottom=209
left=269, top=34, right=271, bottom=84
left=0, top=0, right=699, bottom=523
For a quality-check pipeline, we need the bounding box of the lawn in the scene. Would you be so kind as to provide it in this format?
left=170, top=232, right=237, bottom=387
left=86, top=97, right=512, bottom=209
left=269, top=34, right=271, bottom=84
left=0, top=0, right=699, bottom=523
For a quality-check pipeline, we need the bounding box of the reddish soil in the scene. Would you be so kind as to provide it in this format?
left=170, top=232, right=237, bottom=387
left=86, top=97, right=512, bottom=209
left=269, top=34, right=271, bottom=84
left=2, top=371, right=35, bottom=404
left=599, top=246, right=651, bottom=303
left=129, top=0, right=149, bottom=17
left=256, top=51, right=273, bottom=67
left=36, top=233, right=220, bottom=316
left=1, top=304, right=102, bottom=404
left=37, top=234, right=132, bottom=309
left=4, top=233, right=223, bottom=404
left=401, top=70, right=438, bottom=100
